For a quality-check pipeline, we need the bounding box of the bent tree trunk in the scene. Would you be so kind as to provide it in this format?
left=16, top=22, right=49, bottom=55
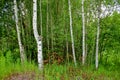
left=33, top=0, right=43, bottom=69
left=14, top=0, right=26, bottom=63
left=68, top=0, right=77, bottom=66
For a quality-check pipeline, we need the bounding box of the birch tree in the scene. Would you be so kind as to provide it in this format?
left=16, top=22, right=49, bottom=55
left=82, top=0, right=85, bottom=65
left=14, top=0, right=26, bottom=63
left=40, top=0, right=43, bottom=60
left=95, top=1, right=101, bottom=69
left=33, top=0, right=43, bottom=69
left=68, top=0, right=77, bottom=66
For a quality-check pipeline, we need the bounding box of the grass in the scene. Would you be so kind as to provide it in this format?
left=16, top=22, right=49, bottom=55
left=43, top=64, right=120, bottom=80
left=0, top=53, right=37, bottom=79
left=0, top=54, right=120, bottom=80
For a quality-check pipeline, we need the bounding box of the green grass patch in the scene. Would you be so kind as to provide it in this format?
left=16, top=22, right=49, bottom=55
left=0, top=54, right=38, bottom=79
left=0, top=53, right=120, bottom=80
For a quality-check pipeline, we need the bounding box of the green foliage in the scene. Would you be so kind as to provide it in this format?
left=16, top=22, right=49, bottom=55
left=44, top=64, right=68, bottom=80
left=0, top=52, right=37, bottom=79
left=102, top=50, right=120, bottom=69
left=43, top=64, right=120, bottom=80
left=100, top=12, right=120, bottom=69
left=0, top=1, right=120, bottom=79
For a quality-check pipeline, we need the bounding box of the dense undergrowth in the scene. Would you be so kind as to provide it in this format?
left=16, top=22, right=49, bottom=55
left=0, top=52, right=120, bottom=80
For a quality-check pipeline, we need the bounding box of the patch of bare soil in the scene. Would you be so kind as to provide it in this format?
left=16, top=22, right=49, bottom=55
left=4, top=71, right=43, bottom=80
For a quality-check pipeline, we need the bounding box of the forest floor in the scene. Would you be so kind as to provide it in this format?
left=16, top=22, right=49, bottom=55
left=3, top=64, right=120, bottom=80
left=4, top=71, right=37, bottom=80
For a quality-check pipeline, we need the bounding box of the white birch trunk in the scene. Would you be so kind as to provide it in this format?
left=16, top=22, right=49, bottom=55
left=40, top=0, right=43, bottom=64
left=33, top=0, right=43, bottom=69
left=82, top=0, right=85, bottom=65
left=95, top=5, right=100, bottom=70
left=68, top=0, right=77, bottom=66
left=14, top=0, right=26, bottom=63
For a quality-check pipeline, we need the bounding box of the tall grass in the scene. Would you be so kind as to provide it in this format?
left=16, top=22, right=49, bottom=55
left=0, top=51, right=120, bottom=80
left=0, top=51, right=37, bottom=79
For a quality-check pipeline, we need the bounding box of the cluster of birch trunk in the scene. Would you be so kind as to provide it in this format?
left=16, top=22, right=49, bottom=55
left=12, top=0, right=119, bottom=70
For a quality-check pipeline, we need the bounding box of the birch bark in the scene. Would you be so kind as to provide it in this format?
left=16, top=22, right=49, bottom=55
left=68, top=0, right=77, bottom=66
left=33, top=0, right=43, bottom=69
left=82, top=0, right=86, bottom=65
left=95, top=3, right=100, bottom=70
left=14, top=0, right=26, bottom=63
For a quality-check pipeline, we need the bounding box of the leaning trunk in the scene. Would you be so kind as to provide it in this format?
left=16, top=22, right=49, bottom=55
left=68, top=0, right=77, bottom=66
left=14, top=0, right=26, bottom=63
left=33, top=0, right=43, bottom=69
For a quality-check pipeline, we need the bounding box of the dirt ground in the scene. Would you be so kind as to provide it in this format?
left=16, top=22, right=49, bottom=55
left=4, top=72, right=43, bottom=80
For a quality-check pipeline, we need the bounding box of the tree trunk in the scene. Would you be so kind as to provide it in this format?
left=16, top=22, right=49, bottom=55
left=82, top=0, right=86, bottom=65
left=50, top=13, right=53, bottom=52
left=33, top=0, right=43, bottom=69
left=95, top=3, right=100, bottom=70
left=46, top=0, right=50, bottom=53
left=14, top=0, right=26, bottom=63
left=40, top=0, right=43, bottom=65
left=68, top=0, right=77, bottom=66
